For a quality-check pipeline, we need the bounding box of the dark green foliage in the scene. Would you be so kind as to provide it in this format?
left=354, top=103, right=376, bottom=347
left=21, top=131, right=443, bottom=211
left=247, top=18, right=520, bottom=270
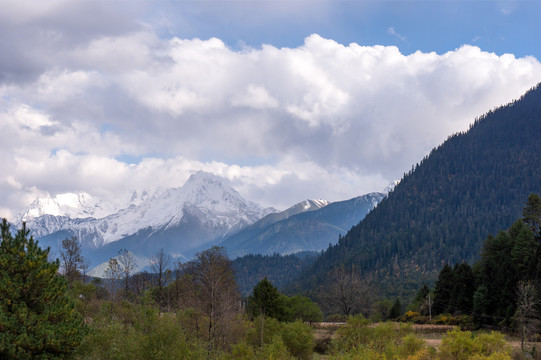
left=413, top=284, right=430, bottom=305
left=472, top=217, right=540, bottom=327
left=522, top=193, right=541, bottom=236
left=247, top=278, right=323, bottom=323
left=233, top=252, right=318, bottom=296
left=432, top=262, right=475, bottom=316
left=0, top=219, right=87, bottom=359
left=294, top=84, right=541, bottom=299
left=510, top=220, right=537, bottom=279
left=430, top=196, right=541, bottom=328
left=247, top=277, right=285, bottom=320
left=389, top=299, right=402, bottom=319
left=433, top=264, right=455, bottom=314
left=450, top=263, right=475, bottom=315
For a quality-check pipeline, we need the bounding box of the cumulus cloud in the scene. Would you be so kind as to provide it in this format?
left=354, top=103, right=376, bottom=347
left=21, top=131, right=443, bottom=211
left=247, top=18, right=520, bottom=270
left=1, top=5, right=541, bottom=220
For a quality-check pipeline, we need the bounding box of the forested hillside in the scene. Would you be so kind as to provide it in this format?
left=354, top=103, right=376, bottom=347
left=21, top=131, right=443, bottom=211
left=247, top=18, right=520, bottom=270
left=294, top=83, right=541, bottom=298
left=233, top=252, right=319, bottom=295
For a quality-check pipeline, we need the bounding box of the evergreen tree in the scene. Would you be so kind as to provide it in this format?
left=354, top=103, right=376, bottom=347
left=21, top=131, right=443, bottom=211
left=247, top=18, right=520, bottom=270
left=413, top=284, right=430, bottom=304
left=522, top=193, right=541, bottom=237
left=509, top=220, right=537, bottom=279
left=433, top=264, right=454, bottom=314
left=0, top=219, right=87, bottom=359
left=389, top=298, right=402, bottom=319
left=248, top=277, right=285, bottom=320
left=451, top=262, right=475, bottom=315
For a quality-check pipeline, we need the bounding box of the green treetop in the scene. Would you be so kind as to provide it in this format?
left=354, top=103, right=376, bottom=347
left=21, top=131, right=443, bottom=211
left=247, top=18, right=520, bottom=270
left=247, top=277, right=285, bottom=320
left=0, top=219, right=87, bottom=359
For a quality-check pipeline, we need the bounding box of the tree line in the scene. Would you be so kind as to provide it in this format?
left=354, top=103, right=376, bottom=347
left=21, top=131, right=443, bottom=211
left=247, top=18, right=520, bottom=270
left=410, top=194, right=541, bottom=357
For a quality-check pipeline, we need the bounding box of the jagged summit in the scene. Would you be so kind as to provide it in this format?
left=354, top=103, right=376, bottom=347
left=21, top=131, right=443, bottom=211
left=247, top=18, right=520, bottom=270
left=15, top=190, right=154, bottom=225
left=180, top=171, right=261, bottom=214
left=21, top=171, right=274, bottom=255
left=16, top=192, right=117, bottom=223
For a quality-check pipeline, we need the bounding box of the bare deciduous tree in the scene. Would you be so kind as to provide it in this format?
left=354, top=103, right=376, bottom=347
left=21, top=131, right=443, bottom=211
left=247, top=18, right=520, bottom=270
left=105, top=258, right=121, bottom=302
left=321, top=265, right=375, bottom=317
left=117, top=248, right=136, bottom=297
left=151, top=249, right=171, bottom=309
left=190, top=246, right=241, bottom=349
left=80, top=257, right=90, bottom=284
left=60, top=236, right=83, bottom=285
left=514, top=280, right=539, bottom=356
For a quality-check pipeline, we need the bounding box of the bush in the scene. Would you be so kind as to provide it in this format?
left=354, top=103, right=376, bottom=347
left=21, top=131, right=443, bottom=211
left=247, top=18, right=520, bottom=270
left=439, top=329, right=511, bottom=360
left=260, top=335, right=293, bottom=360
left=281, top=321, right=314, bottom=360
left=77, top=304, right=208, bottom=360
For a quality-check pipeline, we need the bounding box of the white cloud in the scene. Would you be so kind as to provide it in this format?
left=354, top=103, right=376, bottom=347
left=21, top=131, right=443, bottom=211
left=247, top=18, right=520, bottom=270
left=231, top=84, right=279, bottom=109
left=1, top=27, right=541, bottom=220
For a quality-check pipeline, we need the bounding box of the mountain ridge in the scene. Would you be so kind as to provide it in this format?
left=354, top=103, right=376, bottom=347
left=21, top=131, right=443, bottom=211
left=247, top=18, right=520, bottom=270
left=219, top=192, right=385, bottom=258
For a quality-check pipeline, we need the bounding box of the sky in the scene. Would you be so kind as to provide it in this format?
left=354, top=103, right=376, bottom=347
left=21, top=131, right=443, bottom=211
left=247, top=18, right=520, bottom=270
left=1, top=0, right=541, bottom=220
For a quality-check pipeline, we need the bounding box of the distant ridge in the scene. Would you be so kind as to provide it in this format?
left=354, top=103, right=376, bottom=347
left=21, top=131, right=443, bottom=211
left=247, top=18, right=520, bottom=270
left=293, top=84, right=541, bottom=298
left=219, top=193, right=384, bottom=258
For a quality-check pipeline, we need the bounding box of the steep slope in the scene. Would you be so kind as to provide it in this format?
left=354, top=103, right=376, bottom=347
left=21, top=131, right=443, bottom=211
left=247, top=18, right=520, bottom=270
left=220, top=193, right=385, bottom=258
left=294, top=84, right=541, bottom=298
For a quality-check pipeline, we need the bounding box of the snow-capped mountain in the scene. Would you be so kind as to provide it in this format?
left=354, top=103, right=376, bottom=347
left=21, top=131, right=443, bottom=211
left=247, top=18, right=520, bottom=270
left=21, top=171, right=275, bottom=264
left=16, top=192, right=114, bottom=223
left=218, top=192, right=385, bottom=258
left=16, top=190, right=153, bottom=224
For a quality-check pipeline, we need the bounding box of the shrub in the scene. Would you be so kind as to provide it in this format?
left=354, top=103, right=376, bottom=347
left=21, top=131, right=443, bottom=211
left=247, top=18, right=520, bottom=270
left=260, top=335, right=293, bottom=360
left=439, top=329, right=511, bottom=360
left=281, top=320, right=314, bottom=360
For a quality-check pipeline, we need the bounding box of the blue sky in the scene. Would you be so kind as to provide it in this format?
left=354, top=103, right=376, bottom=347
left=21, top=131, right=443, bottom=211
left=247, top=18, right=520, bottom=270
left=149, top=1, right=541, bottom=58
left=1, top=0, right=541, bottom=219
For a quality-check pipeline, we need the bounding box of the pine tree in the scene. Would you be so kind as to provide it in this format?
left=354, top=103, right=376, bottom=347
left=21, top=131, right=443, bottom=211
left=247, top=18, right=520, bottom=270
left=522, top=193, right=541, bottom=237
left=389, top=298, right=402, bottom=319
left=0, top=219, right=87, bottom=359
left=433, top=264, right=455, bottom=314
left=452, top=263, right=475, bottom=315
left=248, top=277, right=285, bottom=320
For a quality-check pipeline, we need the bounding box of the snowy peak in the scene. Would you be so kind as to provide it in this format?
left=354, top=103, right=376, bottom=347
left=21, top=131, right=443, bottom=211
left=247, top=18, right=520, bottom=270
left=289, top=199, right=330, bottom=215
left=22, top=171, right=274, bottom=249
left=302, top=199, right=330, bottom=211
left=16, top=192, right=117, bottom=223
left=180, top=171, right=251, bottom=212
left=15, top=189, right=153, bottom=225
